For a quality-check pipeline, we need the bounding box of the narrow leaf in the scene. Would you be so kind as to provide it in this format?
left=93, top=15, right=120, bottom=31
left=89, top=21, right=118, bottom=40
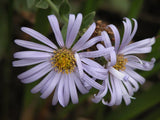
left=81, top=11, right=95, bottom=30
left=59, top=0, right=70, bottom=16
left=36, top=0, right=48, bottom=9
left=52, top=0, right=63, bottom=5
left=61, top=23, right=68, bottom=40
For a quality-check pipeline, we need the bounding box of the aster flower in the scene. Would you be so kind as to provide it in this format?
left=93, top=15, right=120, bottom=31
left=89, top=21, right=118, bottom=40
left=13, top=13, right=115, bottom=107
left=92, top=17, right=156, bottom=106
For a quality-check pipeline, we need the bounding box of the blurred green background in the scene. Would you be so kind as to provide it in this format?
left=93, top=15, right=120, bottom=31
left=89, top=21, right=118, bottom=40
left=0, top=0, right=160, bottom=120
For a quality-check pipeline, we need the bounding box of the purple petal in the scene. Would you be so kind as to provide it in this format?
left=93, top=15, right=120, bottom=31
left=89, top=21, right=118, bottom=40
left=74, top=53, right=84, bottom=79
left=126, top=58, right=155, bottom=71
left=107, top=24, right=120, bottom=52
left=96, top=44, right=110, bottom=61
left=81, top=57, right=104, bottom=69
left=128, top=18, right=138, bottom=44
left=76, top=36, right=102, bottom=51
left=68, top=73, right=78, bottom=104
left=82, top=63, right=107, bottom=80
left=21, top=64, right=52, bottom=83
left=52, top=86, right=59, bottom=105
left=15, top=39, right=54, bottom=52
left=48, top=15, right=64, bottom=47
left=114, top=78, right=123, bottom=105
left=72, top=22, right=96, bottom=51
left=120, top=18, right=138, bottom=51
left=102, top=75, right=116, bottom=106
left=66, top=13, right=82, bottom=48
left=119, top=37, right=155, bottom=54
left=40, top=72, right=61, bottom=98
left=73, top=73, right=89, bottom=94
left=97, top=44, right=116, bottom=67
left=79, top=47, right=114, bottom=58
left=119, top=18, right=132, bottom=50
left=40, top=72, right=55, bottom=93
left=122, top=47, right=152, bottom=55
left=21, top=27, right=57, bottom=49
left=121, top=71, right=139, bottom=92
left=63, top=74, right=70, bottom=106
left=119, top=82, right=132, bottom=105
left=92, top=79, right=108, bottom=103
left=66, top=14, right=75, bottom=46
left=128, top=77, right=139, bottom=92
left=125, top=67, right=145, bottom=84
left=31, top=70, right=55, bottom=93
left=82, top=73, right=104, bottom=90
left=14, top=51, right=52, bottom=59
left=109, top=67, right=126, bottom=81
left=123, top=80, right=134, bottom=95
left=12, top=59, right=47, bottom=67
left=58, top=75, right=65, bottom=107
left=18, top=61, right=50, bottom=79
left=101, top=31, right=112, bottom=47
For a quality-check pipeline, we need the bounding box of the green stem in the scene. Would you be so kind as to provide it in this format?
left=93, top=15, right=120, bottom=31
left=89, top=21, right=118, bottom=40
left=62, top=15, right=68, bottom=23
left=45, top=0, right=59, bottom=15
left=45, top=0, right=68, bottom=23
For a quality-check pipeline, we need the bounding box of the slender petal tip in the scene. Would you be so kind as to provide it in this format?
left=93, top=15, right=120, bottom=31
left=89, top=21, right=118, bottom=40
left=21, top=27, right=28, bottom=32
left=47, top=14, right=56, bottom=19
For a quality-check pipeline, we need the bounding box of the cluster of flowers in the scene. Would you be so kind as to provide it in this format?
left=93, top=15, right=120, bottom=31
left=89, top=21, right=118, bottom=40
left=13, top=13, right=155, bottom=107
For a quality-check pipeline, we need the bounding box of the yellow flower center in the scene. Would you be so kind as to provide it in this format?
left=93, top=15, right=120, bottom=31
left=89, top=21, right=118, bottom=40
left=113, top=54, right=128, bottom=71
left=50, top=48, right=76, bottom=74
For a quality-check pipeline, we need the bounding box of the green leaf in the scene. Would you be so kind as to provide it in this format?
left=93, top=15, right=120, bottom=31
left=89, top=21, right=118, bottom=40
left=27, top=0, right=35, bottom=8
left=61, top=23, right=68, bottom=41
left=59, top=0, right=70, bottom=17
left=36, top=0, right=48, bottom=9
left=105, top=83, right=160, bottom=120
left=81, top=11, right=95, bottom=30
left=52, top=0, right=63, bottom=6
left=142, top=107, right=160, bottom=120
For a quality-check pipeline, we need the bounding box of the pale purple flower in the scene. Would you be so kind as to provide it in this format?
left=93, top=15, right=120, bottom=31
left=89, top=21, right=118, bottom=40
left=92, top=17, right=156, bottom=106
left=13, top=13, right=114, bottom=107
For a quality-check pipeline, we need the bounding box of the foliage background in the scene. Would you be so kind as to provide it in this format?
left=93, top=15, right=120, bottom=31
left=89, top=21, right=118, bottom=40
left=0, top=0, right=160, bottom=120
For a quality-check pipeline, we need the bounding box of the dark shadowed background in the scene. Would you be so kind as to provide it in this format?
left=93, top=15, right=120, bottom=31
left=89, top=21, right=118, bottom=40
left=0, top=0, right=160, bottom=120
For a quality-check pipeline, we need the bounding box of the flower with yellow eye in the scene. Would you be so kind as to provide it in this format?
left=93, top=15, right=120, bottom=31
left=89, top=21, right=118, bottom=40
left=13, top=13, right=115, bottom=107
left=92, top=17, right=155, bottom=106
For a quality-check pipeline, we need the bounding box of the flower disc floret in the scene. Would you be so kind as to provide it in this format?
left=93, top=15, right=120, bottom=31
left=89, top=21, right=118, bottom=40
left=113, top=54, right=128, bottom=71
left=51, top=48, right=76, bottom=74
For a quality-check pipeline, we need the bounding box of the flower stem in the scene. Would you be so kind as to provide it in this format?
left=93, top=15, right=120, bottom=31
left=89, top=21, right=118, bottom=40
left=62, top=15, right=68, bottom=23
left=45, top=0, right=59, bottom=15
left=45, top=0, right=68, bottom=23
